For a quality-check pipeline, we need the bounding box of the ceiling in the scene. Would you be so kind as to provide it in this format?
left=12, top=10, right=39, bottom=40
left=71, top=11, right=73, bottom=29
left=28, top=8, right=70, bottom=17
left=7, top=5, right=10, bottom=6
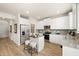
left=0, top=3, right=72, bottom=20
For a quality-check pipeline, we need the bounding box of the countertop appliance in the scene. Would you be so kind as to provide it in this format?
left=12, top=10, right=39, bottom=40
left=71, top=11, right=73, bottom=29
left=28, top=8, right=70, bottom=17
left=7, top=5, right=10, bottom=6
left=43, top=32, right=51, bottom=40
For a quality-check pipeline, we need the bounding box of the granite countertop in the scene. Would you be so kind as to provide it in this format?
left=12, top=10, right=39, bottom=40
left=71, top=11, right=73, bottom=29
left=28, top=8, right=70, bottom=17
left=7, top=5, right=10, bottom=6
left=67, top=35, right=79, bottom=49
left=50, top=34, right=79, bottom=49
left=62, top=35, right=79, bottom=49
left=50, top=33, right=67, bottom=35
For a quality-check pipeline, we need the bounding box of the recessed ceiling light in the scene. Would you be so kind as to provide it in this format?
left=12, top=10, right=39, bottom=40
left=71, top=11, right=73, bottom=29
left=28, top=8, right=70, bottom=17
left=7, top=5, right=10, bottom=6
left=26, top=11, right=29, bottom=14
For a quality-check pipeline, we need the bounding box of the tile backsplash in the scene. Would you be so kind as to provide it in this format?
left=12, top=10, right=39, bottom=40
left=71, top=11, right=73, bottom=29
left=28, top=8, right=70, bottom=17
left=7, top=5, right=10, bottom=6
left=36, top=29, right=77, bottom=35
left=36, top=29, right=44, bottom=33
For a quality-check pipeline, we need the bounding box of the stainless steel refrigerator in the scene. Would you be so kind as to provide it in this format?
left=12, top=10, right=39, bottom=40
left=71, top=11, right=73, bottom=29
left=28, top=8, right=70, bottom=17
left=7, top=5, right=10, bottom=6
left=20, top=24, right=30, bottom=44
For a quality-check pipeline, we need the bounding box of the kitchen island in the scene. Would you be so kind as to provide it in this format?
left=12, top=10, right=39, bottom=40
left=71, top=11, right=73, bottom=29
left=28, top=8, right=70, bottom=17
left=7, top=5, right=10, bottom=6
left=29, top=35, right=44, bottom=53
left=37, top=36, right=44, bottom=52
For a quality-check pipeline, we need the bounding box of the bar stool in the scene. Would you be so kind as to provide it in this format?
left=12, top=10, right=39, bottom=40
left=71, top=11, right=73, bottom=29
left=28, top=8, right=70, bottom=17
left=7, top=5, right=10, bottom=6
left=24, top=38, right=38, bottom=56
left=24, top=40, right=30, bottom=50
left=29, top=41, right=37, bottom=55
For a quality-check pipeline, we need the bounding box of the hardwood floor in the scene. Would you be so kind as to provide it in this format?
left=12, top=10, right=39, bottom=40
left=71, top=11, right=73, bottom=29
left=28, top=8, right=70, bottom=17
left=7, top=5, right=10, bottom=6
left=0, top=38, right=62, bottom=56
left=38, top=41, right=62, bottom=56
left=0, top=38, right=27, bottom=56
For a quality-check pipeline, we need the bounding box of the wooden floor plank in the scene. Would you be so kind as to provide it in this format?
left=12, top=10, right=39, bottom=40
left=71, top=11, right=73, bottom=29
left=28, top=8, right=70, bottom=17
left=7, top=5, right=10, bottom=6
left=0, top=38, right=62, bottom=56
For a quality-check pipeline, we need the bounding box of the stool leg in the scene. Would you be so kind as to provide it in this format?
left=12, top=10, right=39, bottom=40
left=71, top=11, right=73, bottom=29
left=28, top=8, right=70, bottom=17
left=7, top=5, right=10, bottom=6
left=24, top=43, right=26, bottom=50
left=31, top=47, right=32, bottom=56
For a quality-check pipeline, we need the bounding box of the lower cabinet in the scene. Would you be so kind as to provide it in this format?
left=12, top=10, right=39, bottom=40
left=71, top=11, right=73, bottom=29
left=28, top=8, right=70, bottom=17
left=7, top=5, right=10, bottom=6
left=63, top=46, right=79, bottom=56
left=37, top=36, right=44, bottom=52
left=49, top=34, right=65, bottom=45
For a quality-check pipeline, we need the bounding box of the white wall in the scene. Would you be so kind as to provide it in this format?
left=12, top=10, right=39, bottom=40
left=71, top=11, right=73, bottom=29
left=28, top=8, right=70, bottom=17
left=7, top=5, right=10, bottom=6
left=9, top=15, right=37, bottom=45
left=9, top=19, right=20, bottom=45
left=0, top=20, right=9, bottom=38
left=0, top=11, right=20, bottom=45
left=0, top=12, right=37, bottom=45
left=9, top=16, right=31, bottom=45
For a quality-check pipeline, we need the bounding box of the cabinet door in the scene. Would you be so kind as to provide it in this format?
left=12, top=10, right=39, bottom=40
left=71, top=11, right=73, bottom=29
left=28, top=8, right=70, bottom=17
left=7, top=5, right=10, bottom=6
left=36, top=18, right=51, bottom=29
left=63, top=46, right=79, bottom=56
left=37, top=36, right=44, bottom=52
left=49, top=35, right=65, bottom=45
left=42, top=18, right=54, bottom=29
left=43, top=18, right=51, bottom=26
left=76, top=4, right=79, bottom=33
left=36, top=21, right=44, bottom=29
left=51, top=16, right=69, bottom=29
left=69, top=12, right=73, bottom=29
left=72, top=4, right=77, bottom=29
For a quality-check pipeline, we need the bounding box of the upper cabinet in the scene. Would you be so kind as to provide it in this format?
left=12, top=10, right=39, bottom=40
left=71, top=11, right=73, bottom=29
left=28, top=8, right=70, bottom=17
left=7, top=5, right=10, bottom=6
left=36, top=20, right=44, bottom=29
left=37, top=16, right=70, bottom=29
left=36, top=18, right=51, bottom=29
left=76, top=4, right=79, bottom=33
left=72, top=4, right=77, bottom=29
left=51, top=15, right=70, bottom=29
left=37, top=4, right=77, bottom=30
left=69, top=12, right=73, bottom=29
left=72, top=3, right=79, bottom=33
left=69, top=12, right=76, bottom=29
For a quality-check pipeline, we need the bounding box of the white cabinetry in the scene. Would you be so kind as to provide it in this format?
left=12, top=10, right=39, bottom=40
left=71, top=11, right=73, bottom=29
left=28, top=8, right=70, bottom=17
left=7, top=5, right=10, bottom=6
left=49, top=34, right=65, bottom=45
left=68, top=4, right=77, bottom=29
left=37, top=15, right=72, bottom=29
left=76, top=4, right=79, bottom=33
left=63, top=46, right=79, bottom=56
left=72, top=4, right=77, bottom=29
left=69, top=12, right=74, bottom=29
left=51, top=15, right=70, bottom=29
left=36, top=18, right=51, bottom=29
left=37, top=36, right=44, bottom=52
left=36, top=20, right=44, bottom=29
left=43, top=18, right=51, bottom=26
